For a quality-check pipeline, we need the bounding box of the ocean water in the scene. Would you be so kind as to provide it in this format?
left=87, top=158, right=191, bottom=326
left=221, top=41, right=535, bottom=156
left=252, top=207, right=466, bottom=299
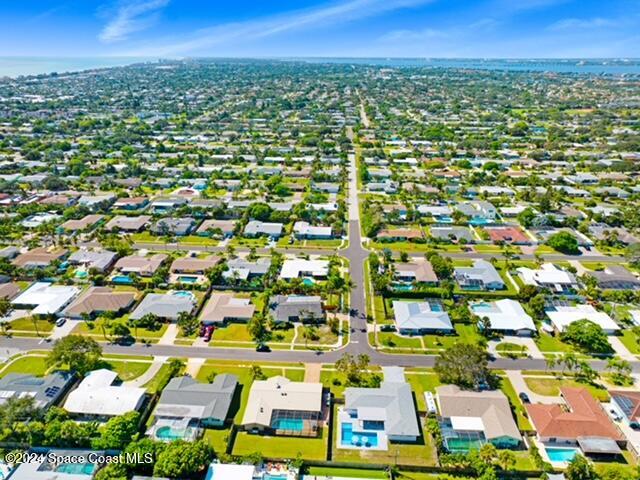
left=0, top=56, right=154, bottom=78
left=1, top=56, right=639, bottom=78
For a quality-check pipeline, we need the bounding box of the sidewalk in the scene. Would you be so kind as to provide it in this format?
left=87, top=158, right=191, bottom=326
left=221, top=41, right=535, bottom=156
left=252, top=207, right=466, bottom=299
left=609, top=336, right=637, bottom=361
left=185, top=357, right=206, bottom=377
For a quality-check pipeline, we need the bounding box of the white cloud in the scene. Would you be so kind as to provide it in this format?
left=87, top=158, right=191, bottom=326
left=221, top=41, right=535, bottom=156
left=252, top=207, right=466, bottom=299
left=121, top=0, right=434, bottom=56
left=379, top=28, right=446, bottom=42
left=99, top=0, right=170, bottom=43
left=549, top=17, right=619, bottom=31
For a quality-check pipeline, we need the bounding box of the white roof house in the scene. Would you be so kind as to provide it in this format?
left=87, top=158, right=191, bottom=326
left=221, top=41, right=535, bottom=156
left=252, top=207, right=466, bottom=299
left=417, top=205, right=452, bottom=216
left=393, top=301, right=453, bottom=333
left=546, top=305, right=620, bottom=333
left=472, top=299, right=536, bottom=335
left=280, top=259, right=329, bottom=279
left=11, top=282, right=80, bottom=315
left=293, top=221, right=333, bottom=238
left=64, top=369, right=146, bottom=418
left=517, top=263, right=577, bottom=292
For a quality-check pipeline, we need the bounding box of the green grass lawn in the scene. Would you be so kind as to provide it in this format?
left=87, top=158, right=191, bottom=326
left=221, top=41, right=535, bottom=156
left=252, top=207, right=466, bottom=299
left=233, top=428, right=328, bottom=460
left=0, top=355, right=48, bottom=378
left=619, top=330, right=640, bottom=355
left=9, top=317, right=54, bottom=333
left=307, top=467, right=387, bottom=479
left=405, top=373, right=442, bottom=410
left=212, top=324, right=253, bottom=343
left=177, top=235, right=219, bottom=247
left=101, top=359, right=151, bottom=381
left=144, top=361, right=184, bottom=394
left=73, top=319, right=167, bottom=342
left=202, top=427, right=232, bottom=455
left=535, top=332, right=576, bottom=353
left=230, top=237, right=269, bottom=248
left=523, top=377, right=610, bottom=401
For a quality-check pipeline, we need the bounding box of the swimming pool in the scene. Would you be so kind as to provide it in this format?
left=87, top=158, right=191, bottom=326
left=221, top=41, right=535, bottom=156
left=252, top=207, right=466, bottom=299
left=172, top=290, right=194, bottom=298
left=75, top=269, right=88, bottom=279
left=545, top=447, right=579, bottom=462
left=155, top=425, right=195, bottom=440
left=302, top=278, right=315, bottom=286
left=340, top=423, right=379, bottom=448
left=178, top=275, right=199, bottom=284
left=469, top=217, right=489, bottom=226
left=272, top=418, right=304, bottom=431
left=112, top=275, right=133, bottom=285
left=55, top=463, right=95, bottom=475
left=471, top=303, right=493, bottom=312
left=435, top=216, right=454, bottom=223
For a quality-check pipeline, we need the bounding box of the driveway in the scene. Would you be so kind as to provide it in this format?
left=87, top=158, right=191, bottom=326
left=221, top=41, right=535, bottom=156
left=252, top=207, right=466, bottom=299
left=505, top=371, right=563, bottom=404
left=48, top=319, right=80, bottom=341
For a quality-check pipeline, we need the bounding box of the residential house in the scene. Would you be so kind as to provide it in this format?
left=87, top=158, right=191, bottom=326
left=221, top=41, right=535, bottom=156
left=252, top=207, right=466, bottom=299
left=63, top=287, right=136, bottom=319
left=59, top=214, right=103, bottom=233
left=269, top=295, right=324, bottom=323
left=293, top=221, right=333, bottom=239
left=11, top=282, right=80, bottom=316
left=151, top=217, right=197, bottom=236
left=104, top=215, right=151, bottom=232
left=394, top=261, right=438, bottom=285
left=64, top=369, right=146, bottom=420
left=455, top=260, right=505, bottom=290
left=68, top=250, right=117, bottom=273
left=338, top=367, right=420, bottom=451
left=197, top=219, right=237, bottom=238
left=0, top=371, right=75, bottom=409
left=280, top=259, right=329, bottom=280
left=149, top=374, right=238, bottom=441
left=113, top=196, right=149, bottom=210
left=199, top=293, right=256, bottom=324
left=517, top=263, right=578, bottom=293
left=12, top=247, right=68, bottom=269
left=129, top=291, right=196, bottom=322
left=224, top=258, right=271, bottom=282
left=526, top=387, right=625, bottom=457
left=393, top=300, right=453, bottom=335
left=150, top=196, right=187, bottom=213
left=242, top=376, right=324, bottom=436
left=610, top=391, right=640, bottom=429
left=430, top=226, right=474, bottom=243
left=589, top=265, right=640, bottom=290
left=485, top=226, right=530, bottom=245
left=470, top=299, right=536, bottom=336
left=376, top=228, right=424, bottom=242
left=244, top=221, right=283, bottom=239
left=436, top=385, right=522, bottom=453
left=113, top=253, right=167, bottom=277
left=545, top=304, right=619, bottom=334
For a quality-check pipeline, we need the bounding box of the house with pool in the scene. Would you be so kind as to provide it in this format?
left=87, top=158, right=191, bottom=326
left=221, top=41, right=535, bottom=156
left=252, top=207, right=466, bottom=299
left=470, top=299, right=536, bottom=336
left=435, top=385, right=522, bottom=453
left=199, top=293, right=256, bottom=325
left=205, top=462, right=298, bottom=480
left=169, top=254, right=221, bottom=285
left=544, top=304, right=620, bottom=335
left=149, top=374, right=238, bottom=441
left=392, top=300, right=453, bottom=335
left=129, top=291, right=197, bottom=322
left=241, top=376, right=324, bottom=437
left=525, top=387, right=625, bottom=464
left=517, top=263, right=578, bottom=293
left=338, top=367, right=420, bottom=451
left=8, top=448, right=103, bottom=479
left=111, top=253, right=168, bottom=284
left=393, top=261, right=439, bottom=287
left=62, top=286, right=137, bottom=320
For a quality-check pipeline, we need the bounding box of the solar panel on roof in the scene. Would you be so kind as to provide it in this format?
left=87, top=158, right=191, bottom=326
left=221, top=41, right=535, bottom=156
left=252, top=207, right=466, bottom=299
left=614, top=395, right=636, bottom=417
left=44, top=386, right=61, bottom=398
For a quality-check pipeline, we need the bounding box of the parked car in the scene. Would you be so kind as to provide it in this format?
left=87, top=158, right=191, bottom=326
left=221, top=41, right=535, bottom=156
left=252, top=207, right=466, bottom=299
left=256, top=344, right=271, bottom=352
left=519, top=392, right=530, bottom=404
left=55, top=318, right=67, bottom=327
left=203, top=325, right=214, bottom=342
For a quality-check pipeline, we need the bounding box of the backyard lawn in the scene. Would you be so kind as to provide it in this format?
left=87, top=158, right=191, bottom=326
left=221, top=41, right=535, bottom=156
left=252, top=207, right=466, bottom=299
left=307, top=467, right=387, bottom=479
left=233, top=428, right=328, bottom=461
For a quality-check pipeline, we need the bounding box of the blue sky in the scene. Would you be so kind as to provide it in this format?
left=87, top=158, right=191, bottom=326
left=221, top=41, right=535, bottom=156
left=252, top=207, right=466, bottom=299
left=2, top=0, right=639, bottom=58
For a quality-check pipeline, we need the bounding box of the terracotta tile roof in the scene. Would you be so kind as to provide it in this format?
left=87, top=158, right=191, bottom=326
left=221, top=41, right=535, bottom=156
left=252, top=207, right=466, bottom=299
left=525, top=387, right=623, bottom=441
left=485, top=226, right=530, bottom=244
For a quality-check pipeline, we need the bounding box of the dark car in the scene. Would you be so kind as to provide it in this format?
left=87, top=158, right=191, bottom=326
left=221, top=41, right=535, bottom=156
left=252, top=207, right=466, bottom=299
left=519, top=392, right=530, bottom=404
left=203, top=325, right=214, bottom=342
left=256, top=344, right=271, bottom=352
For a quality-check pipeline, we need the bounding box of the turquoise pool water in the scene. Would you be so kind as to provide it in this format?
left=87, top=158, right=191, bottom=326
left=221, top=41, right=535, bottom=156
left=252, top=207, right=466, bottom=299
left=340, top=423, right=379, bottom=448
left=435, top=216, right=454, bottom=223
left=112, top=275, right=133, bottom=284
left=469, top=217, right=489, bottom=226
left=173, top=290, right=193, bottom=298
left=156, top=425, right=194, bottom=440
left=55, top=463, right=95, bottom=475
left=178, top=275, right=199, bottom=284
left=545, top=447, right=579, bottom=462
left=75, top=270, right=88, bottom=279
left=392, top=283, right=413, bottom=291
left=264, top=475, right=288, bottom=480
left=471, top=303, right=493, bottom=312
left=272, top=418, right=304, bottom=431
left=302, top=278, right=315, bottom=286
